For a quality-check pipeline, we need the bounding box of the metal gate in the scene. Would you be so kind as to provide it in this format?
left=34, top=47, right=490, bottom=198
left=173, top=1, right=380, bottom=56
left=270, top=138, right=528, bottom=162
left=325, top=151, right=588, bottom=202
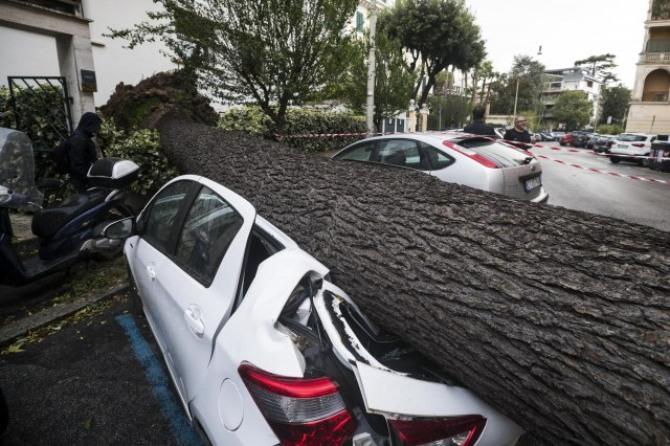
left=8, top=76, right=73, bottom=151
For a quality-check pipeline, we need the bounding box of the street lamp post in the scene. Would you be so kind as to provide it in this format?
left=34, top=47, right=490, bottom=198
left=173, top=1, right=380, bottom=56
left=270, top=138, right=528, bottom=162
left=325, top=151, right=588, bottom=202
left=512, top=77, right=520, bottom=121
left=366, top=5, right=378, bottom=136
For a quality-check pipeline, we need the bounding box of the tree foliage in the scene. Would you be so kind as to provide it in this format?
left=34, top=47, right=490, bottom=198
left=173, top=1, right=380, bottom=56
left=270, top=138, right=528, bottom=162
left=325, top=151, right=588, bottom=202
left=490, top=55, right=545, bottom=116
left=323, top=22, right=415, bottom=131
left=599, top=85, right=631, bottom=126
left=553, top=91, right=593, bottom=130
left=383, top=0, right=485, bottom=107
left=108, top=0, right=359, bottom=131
left=575, top=54, right=618, bottom=83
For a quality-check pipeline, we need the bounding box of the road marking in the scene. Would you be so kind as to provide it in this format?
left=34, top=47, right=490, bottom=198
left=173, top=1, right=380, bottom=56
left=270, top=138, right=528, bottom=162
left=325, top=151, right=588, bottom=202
left=535, top=154, right=669, bottom=185
left=116, top=314, right=203, bottom=446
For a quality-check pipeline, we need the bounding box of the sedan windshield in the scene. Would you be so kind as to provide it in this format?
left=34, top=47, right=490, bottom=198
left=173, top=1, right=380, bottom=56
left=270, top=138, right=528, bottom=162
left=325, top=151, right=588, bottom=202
left=617, top=134, right=647, bottom=142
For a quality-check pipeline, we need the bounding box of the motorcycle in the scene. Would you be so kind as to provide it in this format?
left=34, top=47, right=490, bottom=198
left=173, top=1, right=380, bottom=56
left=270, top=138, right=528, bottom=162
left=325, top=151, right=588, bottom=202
left=0, top=127, right=139, bottom=287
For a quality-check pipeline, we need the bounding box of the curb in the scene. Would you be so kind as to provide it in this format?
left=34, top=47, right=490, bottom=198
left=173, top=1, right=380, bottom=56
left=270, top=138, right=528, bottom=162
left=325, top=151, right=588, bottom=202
left=0, top=283, right=129, bottom=345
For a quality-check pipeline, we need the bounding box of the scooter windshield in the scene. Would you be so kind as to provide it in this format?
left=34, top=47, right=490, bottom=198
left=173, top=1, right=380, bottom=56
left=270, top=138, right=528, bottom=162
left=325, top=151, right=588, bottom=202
left=0, top=127, right=43, bottom=208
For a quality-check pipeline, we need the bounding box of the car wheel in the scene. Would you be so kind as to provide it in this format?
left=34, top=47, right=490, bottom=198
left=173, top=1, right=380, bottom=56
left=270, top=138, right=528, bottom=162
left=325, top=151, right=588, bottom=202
left=610, top=157, right=620, bottom=164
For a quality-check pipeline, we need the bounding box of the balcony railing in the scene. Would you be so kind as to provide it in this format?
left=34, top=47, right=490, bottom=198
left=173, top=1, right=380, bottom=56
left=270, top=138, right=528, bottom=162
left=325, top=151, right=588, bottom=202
left=642, top=90, right=670, bottom=102
left=641, top=52, right=670, bottom=64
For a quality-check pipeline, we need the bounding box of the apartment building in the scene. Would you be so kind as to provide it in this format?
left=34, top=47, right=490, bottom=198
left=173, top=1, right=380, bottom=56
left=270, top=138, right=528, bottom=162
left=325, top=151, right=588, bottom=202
left=626, top=0, right=670, bottom=134
left=541, top=67, right=602, bottom=128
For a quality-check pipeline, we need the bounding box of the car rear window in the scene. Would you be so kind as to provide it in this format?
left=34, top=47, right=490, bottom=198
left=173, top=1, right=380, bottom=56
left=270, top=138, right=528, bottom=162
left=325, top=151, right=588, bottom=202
left=617, top=134, right=647, bottom=142
left=456, top=138, right=532, bottom=168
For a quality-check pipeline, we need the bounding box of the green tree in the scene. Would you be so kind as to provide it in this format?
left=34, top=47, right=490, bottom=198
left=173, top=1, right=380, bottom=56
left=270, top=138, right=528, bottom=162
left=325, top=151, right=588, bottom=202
left=575, top=54, right=618, bottom=83
left=490, top=55, right=545, bottom=115
left=553, top=91, right=593, bottom=130
left=599, top=85, right=631, bottom=125
left=383, top=0, right=485, bottom=107
left=108, top=0, right=358, bottom=131
left=325, top=24, right=415, bottom=131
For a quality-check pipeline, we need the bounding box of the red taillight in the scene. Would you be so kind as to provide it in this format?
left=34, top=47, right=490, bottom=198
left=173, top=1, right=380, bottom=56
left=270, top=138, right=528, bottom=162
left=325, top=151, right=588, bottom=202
left=443, top=141, right=499, bottom=169
left=239, top=363, right=356, bottom=446
left=390, top=415, right=486, bottom=446
left=632, top=143, right=645, bottom=148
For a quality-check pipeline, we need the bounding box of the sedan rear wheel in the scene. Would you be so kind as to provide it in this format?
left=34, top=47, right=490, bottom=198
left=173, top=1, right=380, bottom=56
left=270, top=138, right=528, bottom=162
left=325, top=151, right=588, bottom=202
left=610, top=157, right=620, bottom=164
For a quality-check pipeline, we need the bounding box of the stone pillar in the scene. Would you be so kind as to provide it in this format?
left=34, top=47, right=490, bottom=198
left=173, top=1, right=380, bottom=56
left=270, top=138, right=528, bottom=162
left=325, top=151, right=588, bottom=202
left=419, top=104, right=430, bottom=132
left=407, top=100, right=417, bottom=133
left=57, top=35, right=96, bottom=127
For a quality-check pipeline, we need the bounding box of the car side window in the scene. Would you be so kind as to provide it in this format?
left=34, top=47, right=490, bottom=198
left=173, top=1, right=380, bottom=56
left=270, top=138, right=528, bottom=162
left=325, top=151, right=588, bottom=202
left=376, top=139, right=430, bottom=170
left=422, top=144, right=455, bottom=170
left=336, top=141, right=376, bottom=161
left=142, top=181, right=193, bottom=254
left=175, top=186, right=243, bottom=286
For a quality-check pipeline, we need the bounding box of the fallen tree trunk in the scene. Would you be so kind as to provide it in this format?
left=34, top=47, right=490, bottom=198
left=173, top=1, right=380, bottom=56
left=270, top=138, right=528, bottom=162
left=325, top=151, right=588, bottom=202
left=157, top=116, right=670, bottom=446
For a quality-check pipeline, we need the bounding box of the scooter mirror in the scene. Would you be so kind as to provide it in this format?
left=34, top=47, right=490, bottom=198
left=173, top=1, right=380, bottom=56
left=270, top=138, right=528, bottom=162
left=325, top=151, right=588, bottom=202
left=103, top=217, right=135, bottom=240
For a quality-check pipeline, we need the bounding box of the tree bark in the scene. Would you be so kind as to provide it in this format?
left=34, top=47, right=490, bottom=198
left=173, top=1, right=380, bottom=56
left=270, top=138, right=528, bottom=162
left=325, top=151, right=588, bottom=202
left=156, top=117, right=670, bottom=446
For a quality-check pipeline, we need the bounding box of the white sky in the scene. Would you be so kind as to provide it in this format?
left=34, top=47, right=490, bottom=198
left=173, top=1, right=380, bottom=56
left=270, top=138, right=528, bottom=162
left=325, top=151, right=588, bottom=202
left=465, top=0, right=649, bottom=87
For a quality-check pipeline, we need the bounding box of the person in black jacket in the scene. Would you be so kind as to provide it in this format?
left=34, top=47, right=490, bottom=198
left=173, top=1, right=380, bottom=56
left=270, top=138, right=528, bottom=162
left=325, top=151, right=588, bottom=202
left=463, top=105, right=496, bottom=137
left=504, top=116, right=532, bottom=143
left=67, top=112, right=101, bottom=192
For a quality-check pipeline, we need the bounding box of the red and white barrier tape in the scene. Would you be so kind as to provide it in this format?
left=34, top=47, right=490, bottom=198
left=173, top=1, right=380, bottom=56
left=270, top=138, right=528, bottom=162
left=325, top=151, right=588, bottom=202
left=275, top=132, right=377, bottom=139
left=535, top=154, right=669, bottom=185
left=534, top=145, right=670, bottom=161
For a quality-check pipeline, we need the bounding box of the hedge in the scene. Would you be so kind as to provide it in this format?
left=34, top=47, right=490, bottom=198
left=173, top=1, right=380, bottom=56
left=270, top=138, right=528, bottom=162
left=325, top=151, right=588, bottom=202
left=219, top=106, right=367, bottom=153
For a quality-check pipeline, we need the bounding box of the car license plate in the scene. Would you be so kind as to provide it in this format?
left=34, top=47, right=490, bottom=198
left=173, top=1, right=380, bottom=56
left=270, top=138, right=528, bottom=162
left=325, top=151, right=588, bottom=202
left=524, top=176, right=542, bottom=192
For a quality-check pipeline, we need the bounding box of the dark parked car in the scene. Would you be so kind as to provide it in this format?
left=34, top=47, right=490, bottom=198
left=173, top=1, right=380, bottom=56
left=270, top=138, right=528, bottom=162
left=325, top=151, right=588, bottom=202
left=560, top=131, right=591, bottom=148
left=593, top=135, right=615, bottom=153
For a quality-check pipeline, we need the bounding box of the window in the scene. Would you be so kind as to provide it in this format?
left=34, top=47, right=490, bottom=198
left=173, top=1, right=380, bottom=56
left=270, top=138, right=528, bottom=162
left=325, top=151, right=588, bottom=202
left=377, top=139, right=428, bottom=170
left=587, top=81, right=594, bottom=88
left=335, top=141, right=376, bottom=162
left=422, top=144, right=455, bottom=170
left=175, top=186, right=243, bottom=286
left=356, top=11, right=364, bottom=32
left=142, top=181, right=193, bottom=253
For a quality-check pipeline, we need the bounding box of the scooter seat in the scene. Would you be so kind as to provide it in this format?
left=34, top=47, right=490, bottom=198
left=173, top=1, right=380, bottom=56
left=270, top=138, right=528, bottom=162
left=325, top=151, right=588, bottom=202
left=32, top=190, right=107, bottom=239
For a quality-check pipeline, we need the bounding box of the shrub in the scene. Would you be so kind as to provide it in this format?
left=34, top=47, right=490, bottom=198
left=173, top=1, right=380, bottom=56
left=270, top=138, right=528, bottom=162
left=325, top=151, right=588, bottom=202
left=596, top=124, right=624, bottom=135
left=98, top=119, right=178, bottom=198
left=219, top=106, right=366, bottom=153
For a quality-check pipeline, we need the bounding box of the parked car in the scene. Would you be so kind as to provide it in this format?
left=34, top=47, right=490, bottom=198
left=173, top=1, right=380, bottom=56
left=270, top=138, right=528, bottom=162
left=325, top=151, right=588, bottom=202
left=332, top=133, right=549, bottom=203
left=493, top=127, right=507, bottom=140
left=608, top=133, right=657, bottom=165
left=559, top=131, right=591, bottom=148
left=585, top=133, right=601, bottom=150
left=109, top=175, right=524, bottom=446
left=593, top=135, right=616, bottom=153
left=539, top=131, right=555, bottom=142
left=550, top=131, right=565, bottom=141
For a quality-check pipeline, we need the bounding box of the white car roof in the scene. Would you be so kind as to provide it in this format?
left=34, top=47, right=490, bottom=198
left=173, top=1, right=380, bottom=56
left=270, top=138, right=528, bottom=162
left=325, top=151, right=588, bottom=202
left=358, top=131, right=487, bottom=145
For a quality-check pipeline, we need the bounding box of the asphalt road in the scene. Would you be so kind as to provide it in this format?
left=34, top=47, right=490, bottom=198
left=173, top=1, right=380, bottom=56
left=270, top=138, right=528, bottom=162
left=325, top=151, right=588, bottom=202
left=0, top=294, right=202, bottom=446
left=532, top=143, right=670, bottom=232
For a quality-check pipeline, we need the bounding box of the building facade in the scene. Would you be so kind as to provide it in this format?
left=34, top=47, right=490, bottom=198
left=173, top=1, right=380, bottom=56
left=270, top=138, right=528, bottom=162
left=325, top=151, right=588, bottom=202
left=541, top=67, right=602, bottom=128
left=0, top=0, right=173, bottom=123
left=626, top=0, right=670, bottom=134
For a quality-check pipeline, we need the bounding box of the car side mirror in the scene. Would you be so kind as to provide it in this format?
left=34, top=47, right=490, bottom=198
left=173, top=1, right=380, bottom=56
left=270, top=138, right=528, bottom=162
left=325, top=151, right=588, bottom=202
left=103, top=217, right=135, bottom=240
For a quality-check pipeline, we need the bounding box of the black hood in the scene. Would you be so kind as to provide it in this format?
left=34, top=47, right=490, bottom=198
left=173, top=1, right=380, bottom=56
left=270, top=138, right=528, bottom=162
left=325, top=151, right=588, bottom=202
left=76, top=112, right=102, bottom=137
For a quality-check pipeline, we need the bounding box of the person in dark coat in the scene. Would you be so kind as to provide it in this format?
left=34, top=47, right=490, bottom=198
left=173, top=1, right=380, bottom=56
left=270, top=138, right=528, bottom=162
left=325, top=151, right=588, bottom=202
left=463, top=105, right=496, bottom=137
left=67, top=112, right=101, bottom=192
left=504, top=116, right=532, bottom=143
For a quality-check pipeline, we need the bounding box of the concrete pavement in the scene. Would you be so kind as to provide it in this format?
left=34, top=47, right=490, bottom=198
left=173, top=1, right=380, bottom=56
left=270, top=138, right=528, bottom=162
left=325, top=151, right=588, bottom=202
left=532, top=143, right=670, bottom=232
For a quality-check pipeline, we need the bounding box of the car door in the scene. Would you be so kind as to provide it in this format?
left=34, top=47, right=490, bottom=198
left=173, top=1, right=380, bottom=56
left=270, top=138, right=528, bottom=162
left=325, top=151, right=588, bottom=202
left=151, top=177, right=256, bottom=405
left=376, top=139, right=430, bottom=170
left=132, top=179, right=199, bottom=353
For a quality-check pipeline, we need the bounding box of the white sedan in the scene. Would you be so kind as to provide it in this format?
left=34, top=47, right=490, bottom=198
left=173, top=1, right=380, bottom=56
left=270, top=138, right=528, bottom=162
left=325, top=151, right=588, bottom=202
left=608, top=133, right=658, bottom=165
left=105, top=175, right=523, bottom=446
left=332, top=133, right=549, bottom=203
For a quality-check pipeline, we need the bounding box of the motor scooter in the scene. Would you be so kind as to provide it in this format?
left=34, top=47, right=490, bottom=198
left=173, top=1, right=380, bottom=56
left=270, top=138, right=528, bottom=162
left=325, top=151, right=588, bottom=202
left=0, top=127, right=139, bottom=287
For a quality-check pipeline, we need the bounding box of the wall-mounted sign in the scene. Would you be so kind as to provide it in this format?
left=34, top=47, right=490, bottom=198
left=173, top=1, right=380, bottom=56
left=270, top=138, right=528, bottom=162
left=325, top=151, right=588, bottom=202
left=80, top=69, right=97, bottom=93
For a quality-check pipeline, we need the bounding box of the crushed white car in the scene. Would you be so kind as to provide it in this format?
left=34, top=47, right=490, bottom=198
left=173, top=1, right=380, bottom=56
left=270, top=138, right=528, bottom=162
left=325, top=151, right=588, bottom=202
left=105, top=175, right=524, bottom=446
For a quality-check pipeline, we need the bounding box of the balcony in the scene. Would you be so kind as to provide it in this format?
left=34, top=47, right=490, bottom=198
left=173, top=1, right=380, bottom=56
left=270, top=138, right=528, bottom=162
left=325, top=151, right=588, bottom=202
left=642, top=90, right=670, bottom=102
left=640, top=52, right=670, bottom=64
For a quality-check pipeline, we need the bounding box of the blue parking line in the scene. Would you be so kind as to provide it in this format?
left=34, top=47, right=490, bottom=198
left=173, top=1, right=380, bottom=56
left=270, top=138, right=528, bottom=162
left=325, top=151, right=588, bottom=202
left=116, top=314, right=203, bottom=446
